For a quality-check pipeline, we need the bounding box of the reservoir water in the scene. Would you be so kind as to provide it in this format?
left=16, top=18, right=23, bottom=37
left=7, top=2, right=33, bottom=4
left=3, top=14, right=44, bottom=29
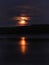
left=0, top=34, right=49, bottom=65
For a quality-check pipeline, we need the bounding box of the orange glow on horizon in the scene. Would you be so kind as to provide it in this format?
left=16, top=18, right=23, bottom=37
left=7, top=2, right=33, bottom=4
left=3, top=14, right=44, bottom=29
left=14, top=15, right=30, bottom=26
left=16, top=16, right=30, bottom=21
left=18, top=19, right=27, bottom=25
left=17, top=16, right=28, bottom=25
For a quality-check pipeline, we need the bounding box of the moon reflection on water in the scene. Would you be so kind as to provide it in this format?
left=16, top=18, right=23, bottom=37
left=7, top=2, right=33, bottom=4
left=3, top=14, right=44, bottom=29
left=18, top=37, right=28, bottom=54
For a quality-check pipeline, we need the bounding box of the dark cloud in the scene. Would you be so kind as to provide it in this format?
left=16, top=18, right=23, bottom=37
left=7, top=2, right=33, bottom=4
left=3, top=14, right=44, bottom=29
left=0, top=0, right=49, bottom=26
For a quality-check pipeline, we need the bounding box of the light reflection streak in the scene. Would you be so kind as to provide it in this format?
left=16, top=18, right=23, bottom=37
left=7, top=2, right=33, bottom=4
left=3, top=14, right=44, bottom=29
left=19, top=37, right=27, bottom=54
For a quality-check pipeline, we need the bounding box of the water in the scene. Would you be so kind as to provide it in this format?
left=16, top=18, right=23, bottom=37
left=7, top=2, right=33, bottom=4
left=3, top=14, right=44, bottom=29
left=0, top=34, right=49, bottom=65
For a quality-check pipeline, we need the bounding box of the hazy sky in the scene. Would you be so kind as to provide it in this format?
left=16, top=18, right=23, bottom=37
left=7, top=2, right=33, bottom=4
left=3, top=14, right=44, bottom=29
left=0, top=0, right=49, bottom=27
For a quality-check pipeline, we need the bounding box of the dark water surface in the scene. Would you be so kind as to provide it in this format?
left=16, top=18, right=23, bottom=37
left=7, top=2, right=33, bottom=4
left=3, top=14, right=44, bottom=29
left=0, top=34, right=49, bottom=65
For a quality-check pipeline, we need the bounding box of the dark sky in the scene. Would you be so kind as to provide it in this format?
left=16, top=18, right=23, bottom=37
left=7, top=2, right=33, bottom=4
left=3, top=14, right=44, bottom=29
left=0, top=0, right=49, bottom=27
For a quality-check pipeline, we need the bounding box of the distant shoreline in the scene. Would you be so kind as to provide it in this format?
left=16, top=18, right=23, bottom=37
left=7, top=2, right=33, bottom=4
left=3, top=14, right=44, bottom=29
left=0, top=24, right=49, bottom=34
